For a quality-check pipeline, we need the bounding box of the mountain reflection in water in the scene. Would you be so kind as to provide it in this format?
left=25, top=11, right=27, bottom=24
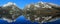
left=0, top=15, right=60, bottom=24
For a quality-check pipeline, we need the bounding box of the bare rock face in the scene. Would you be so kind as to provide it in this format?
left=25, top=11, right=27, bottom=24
left=0, top=2, right=22, bottom=22
left=23, top=2, right=60, bottom=23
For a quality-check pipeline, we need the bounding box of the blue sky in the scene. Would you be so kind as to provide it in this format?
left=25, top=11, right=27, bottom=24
left=0, top=0, right=60, bottom=9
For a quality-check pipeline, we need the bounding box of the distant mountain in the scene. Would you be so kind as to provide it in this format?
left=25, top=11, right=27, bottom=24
left=0, top=2, right=22, bottom=22
left=23, top=1, right=60, bottom=23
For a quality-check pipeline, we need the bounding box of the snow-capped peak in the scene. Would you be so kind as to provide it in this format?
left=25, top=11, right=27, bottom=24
left=3, top=2, right=16, bottom=7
